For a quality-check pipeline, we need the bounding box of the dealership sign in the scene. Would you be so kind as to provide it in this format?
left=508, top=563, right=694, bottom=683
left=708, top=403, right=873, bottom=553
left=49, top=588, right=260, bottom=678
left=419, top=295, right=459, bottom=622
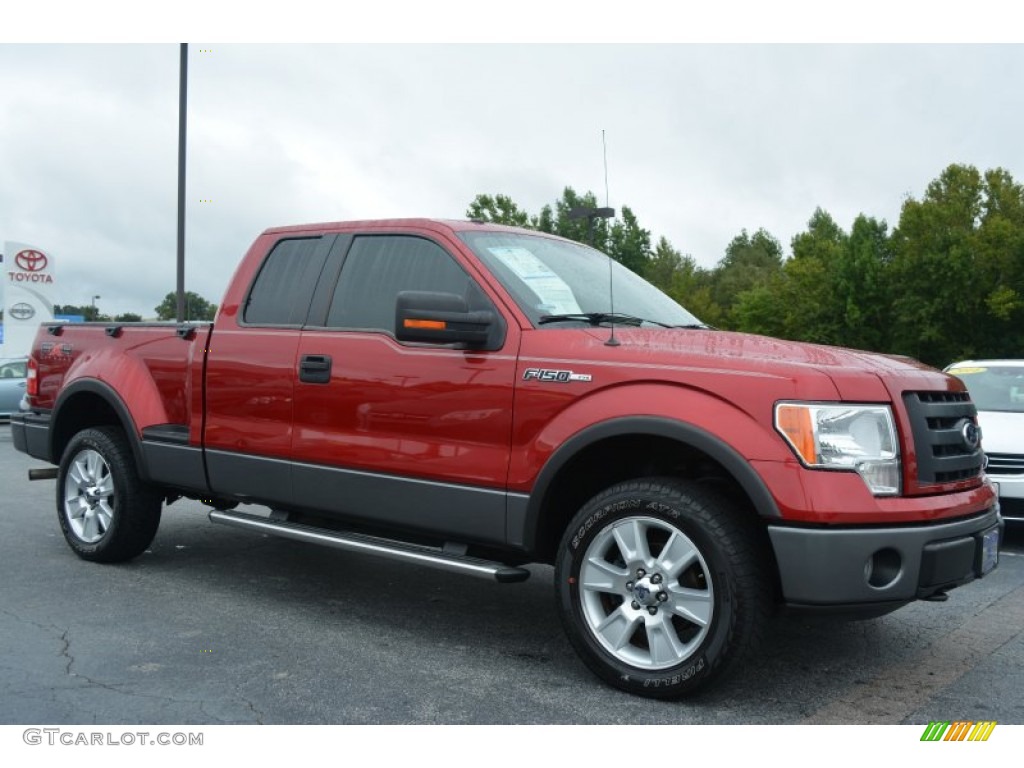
left=9, top=252, right=53, bottom=281
left=2, top=241, right=57, bottom=357
left=10, top=302, right=35, bottom=320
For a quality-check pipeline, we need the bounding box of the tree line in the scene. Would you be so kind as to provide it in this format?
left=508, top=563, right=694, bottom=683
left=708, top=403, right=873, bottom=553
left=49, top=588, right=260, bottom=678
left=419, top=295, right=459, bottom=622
left=466, top=163, right=1024, bottom=368
left=53, top=291, right=217, bottom=323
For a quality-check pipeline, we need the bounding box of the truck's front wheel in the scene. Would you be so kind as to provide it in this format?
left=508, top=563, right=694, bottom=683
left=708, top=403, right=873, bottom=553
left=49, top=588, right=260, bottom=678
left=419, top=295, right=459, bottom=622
left=57, top=426, right=163, bottom=563
left=554, top=478, right=771, bottom=698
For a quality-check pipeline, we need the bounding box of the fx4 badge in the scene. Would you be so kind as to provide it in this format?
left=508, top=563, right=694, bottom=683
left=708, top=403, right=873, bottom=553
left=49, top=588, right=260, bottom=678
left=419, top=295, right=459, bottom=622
left=523, top=368, right=592, bottom=383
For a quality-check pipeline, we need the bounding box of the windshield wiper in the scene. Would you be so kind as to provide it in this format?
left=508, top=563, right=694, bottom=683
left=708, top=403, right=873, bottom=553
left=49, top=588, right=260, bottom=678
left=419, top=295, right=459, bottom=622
left=538, top=312, right=675, bottom=328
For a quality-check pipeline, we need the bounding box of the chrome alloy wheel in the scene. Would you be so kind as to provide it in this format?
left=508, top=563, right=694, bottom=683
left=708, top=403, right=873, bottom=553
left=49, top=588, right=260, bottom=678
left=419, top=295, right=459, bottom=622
left=578, top=516, right=714, bottom=670
left=63, top=448, right=116, bottom=544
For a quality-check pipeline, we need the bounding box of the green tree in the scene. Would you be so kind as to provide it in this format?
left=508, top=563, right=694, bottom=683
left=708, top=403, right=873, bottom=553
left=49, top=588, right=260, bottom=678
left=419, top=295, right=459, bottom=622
left=465, top=188, right=654, bottom=275
left=836, top=215, right=892, bottom=352
left=711, top=228, right=784, bottom=328
left=155, top=292, right=217, bottom=321
left=114, top=312, right=144, bottom=323
left=888, top=162, right=1007, bottom=366
left=53, top=303, right=104, bottom=322
left=465, top=194, right=532, bottom=228
left=607, top=206, right=652, bottom=275
left=643, top=237, right=721, bottom=323
left=732, top=209, right=895, bottom=352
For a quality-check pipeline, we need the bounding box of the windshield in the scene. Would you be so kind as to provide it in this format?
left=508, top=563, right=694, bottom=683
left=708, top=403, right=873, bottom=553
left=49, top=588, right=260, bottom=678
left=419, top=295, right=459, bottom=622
left=947, top=364, right=1024, bottom=413
left=459, top=231, right=703, bottom=329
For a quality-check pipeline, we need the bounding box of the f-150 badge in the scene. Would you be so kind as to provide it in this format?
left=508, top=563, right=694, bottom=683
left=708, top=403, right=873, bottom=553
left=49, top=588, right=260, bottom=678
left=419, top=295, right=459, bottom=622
left=523, top=368, right=592, bottom=383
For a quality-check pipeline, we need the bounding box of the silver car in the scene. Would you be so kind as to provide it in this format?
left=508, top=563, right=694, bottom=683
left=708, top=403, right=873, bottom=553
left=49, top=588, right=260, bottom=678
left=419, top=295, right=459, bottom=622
left=946, top=360, right=1024, bottom=522
left=0, top=357, right=28, bottom=420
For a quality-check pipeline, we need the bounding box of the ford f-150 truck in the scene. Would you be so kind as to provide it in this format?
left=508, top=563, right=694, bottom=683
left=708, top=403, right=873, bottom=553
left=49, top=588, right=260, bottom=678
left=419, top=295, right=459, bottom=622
left=11, top=218, right=1003, bottom=698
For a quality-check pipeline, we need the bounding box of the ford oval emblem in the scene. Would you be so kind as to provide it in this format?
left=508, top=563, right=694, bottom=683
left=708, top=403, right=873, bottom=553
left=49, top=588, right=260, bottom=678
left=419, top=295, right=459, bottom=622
left=961, top=420, right=981, bottom=451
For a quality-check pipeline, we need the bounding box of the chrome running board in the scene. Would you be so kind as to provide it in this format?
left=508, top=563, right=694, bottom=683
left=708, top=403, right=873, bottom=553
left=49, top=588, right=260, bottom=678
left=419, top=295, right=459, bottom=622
left=208, top=508, right=530, bottom=583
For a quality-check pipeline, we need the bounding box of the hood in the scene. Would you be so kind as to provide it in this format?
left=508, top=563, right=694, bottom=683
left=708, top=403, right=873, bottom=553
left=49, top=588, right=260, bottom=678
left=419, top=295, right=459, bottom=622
left=578, top=328, right=952, bottom=400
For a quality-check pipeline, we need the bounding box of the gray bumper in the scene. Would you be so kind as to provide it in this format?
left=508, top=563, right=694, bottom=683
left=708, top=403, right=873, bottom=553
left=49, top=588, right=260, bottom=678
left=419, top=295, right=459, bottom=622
left=10, top=412, right=53, bottom=463
left=768, top=507, right=1002, bottom=607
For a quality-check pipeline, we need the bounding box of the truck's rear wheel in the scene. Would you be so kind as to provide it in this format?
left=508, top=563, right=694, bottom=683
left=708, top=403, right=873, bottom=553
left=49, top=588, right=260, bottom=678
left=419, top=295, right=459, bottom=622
left=554, top=477, right=771, bottom=698
left=57, top=426, right=162, bottom=563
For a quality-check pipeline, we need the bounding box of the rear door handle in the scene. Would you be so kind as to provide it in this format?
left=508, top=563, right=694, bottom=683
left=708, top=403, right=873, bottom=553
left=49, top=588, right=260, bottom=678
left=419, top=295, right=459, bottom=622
left=299, top=354, right=332, bottom=384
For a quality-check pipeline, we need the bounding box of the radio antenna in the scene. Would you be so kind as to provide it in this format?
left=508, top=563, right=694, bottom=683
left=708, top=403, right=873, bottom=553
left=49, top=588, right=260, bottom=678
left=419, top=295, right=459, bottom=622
left=603, top=129, right=610, bottom=208
left=602, top=130, right=619, bottom=346
left=568, top=132, right=617, bottom=345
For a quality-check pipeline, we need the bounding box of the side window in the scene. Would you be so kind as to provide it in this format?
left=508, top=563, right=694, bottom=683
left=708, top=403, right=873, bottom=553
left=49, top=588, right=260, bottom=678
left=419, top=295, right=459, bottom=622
left=244, top=237, right=326, bottom=325
left=326, top=235, right=485, bottom=332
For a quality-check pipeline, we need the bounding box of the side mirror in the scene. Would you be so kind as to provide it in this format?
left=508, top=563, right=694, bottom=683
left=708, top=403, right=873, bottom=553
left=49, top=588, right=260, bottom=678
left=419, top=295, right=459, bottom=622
left=395, top=291, right=497, bottom=348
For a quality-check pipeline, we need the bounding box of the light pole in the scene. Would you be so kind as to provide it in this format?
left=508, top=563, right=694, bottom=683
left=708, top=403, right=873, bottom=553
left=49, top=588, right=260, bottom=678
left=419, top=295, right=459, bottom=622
left=176, top=43, right=188, bottom=323
left=90, top=295, right=101, bottom=319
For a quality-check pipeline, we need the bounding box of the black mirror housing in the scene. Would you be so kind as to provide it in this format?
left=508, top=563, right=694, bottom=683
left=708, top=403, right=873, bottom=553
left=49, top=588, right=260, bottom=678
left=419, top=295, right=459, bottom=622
left=395, top=291, right=498, bottom=349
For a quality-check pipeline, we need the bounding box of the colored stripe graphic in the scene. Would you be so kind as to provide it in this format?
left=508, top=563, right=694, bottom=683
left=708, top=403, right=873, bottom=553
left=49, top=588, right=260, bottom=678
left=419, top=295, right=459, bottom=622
left=920, top=720, right=996, bottom=741
left=944, top=721, right=973, bottom=741
left=968, top=722, right=996, bottom=741
left=921, top=721, right=950, bottom=741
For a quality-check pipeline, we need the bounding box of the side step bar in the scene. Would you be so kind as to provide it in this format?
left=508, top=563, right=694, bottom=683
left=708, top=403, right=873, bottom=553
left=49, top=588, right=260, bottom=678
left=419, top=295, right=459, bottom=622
left=208, top=509, right=530, bottom=583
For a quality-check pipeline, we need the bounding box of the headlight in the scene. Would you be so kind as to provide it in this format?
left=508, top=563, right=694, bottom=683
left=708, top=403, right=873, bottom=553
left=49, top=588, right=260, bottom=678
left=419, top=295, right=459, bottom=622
left=774, top=402, right=901, bottom=496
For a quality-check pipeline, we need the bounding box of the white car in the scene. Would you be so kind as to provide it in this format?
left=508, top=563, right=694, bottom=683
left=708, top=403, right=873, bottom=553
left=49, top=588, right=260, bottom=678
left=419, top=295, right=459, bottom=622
left=945, top=360, right=1024, bottom=521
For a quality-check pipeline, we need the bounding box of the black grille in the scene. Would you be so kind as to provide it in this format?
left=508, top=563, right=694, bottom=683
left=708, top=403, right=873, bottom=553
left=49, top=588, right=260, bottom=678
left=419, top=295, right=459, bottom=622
left=903, top=391, right=984, bottom=484
left=986, top=453, right=1024, bottom=476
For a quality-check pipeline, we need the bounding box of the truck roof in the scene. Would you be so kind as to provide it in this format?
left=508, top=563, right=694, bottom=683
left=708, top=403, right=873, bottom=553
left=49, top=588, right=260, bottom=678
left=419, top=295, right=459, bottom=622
left=262, top=218, right=535, bottom=237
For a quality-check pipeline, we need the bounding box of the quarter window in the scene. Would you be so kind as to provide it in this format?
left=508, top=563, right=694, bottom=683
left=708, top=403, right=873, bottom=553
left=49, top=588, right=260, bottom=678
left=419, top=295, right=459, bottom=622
left=244, top=237, right=326, bottom=326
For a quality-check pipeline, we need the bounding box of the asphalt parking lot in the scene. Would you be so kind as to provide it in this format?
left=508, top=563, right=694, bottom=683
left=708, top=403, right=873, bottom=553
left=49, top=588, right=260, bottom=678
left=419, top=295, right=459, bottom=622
left=2, top=423, right=1023, bottom=725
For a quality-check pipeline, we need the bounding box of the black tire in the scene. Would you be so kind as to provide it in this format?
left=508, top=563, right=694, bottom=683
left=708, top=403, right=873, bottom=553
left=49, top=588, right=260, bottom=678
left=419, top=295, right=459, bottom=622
left=554, top=477, right=772, bottom=699
left=56, top=426, right=163, bottom=563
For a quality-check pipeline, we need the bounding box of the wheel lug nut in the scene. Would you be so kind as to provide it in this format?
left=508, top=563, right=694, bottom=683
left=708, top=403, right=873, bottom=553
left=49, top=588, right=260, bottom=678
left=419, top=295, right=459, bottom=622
left=657, top=592, right=668, bottom=602
left=647, top=607, right=658, bottom=615
left=631, top=601, right=641, bottom=610
left=651, top=574, right=662, bottom=585
left=636, top=568, right=646, bottom=578
left=625, top=581, right=634, bottom=591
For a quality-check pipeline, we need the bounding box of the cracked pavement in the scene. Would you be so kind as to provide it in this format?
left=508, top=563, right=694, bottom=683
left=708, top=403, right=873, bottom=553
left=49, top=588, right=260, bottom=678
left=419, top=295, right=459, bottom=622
left=2, top=424, right=1024, bottom=724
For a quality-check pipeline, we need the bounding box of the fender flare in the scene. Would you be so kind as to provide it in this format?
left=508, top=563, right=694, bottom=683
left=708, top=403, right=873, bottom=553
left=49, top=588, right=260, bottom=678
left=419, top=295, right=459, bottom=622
left=51, top=378, right=151, bottom=481
left=520, top=415, right=781, bottom=551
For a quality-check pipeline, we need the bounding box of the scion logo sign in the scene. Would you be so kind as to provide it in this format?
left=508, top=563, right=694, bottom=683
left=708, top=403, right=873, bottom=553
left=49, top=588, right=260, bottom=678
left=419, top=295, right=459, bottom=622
left=9, top=249, right=53, bottom=283
left=9, top=303, right=35, bottom=320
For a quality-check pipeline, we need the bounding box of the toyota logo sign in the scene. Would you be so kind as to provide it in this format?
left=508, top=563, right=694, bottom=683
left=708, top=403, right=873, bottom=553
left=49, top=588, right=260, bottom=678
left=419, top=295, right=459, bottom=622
left=9, top=302, right=35, bottom=320
left=15, top=250, right=48, bottom=272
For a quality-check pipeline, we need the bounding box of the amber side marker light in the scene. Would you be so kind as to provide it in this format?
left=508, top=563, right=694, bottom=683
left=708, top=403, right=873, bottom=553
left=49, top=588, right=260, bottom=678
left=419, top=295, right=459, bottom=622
left=403, top=319, right=447, bottom=330
left=776, top=404, right=816, bottom=464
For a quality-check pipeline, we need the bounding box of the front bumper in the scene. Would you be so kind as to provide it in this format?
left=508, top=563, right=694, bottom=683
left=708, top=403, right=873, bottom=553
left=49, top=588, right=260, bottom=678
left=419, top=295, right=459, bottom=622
left=769, top=506, right=1002, bottom=608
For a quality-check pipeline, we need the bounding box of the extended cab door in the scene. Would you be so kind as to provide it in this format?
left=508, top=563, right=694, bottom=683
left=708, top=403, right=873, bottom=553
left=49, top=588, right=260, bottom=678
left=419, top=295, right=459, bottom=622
left=291, top=232, right=519, bottom=544
left=203, top=234, right=336, bottom=506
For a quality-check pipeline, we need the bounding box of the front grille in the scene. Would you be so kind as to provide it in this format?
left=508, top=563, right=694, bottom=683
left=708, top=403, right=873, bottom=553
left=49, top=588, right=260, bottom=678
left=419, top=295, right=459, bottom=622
left=986, top=453, right=1024, bottom=476
left=903, top=391, right=984, bottom=485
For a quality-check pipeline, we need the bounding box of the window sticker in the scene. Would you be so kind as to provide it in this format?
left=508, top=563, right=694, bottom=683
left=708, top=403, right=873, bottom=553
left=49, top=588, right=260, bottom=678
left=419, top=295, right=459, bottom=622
left=948, top=367, right=987, bottom=375
left=487, top=247, right=582, bottom=315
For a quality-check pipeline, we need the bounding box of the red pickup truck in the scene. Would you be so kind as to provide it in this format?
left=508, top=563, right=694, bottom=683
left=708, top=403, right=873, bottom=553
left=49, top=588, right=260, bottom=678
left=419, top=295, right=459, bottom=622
left=11, top=218, right=1002, bottom=698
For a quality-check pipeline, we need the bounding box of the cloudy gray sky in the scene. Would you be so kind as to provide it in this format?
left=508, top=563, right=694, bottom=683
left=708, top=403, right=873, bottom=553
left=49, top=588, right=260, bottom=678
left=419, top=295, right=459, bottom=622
left=2, top=42, right=1022, bottom=318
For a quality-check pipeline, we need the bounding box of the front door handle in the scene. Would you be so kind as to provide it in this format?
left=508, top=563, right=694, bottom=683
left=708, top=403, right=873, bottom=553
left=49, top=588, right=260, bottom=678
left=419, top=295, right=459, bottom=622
left=299, top=354, right=332, bottom=384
